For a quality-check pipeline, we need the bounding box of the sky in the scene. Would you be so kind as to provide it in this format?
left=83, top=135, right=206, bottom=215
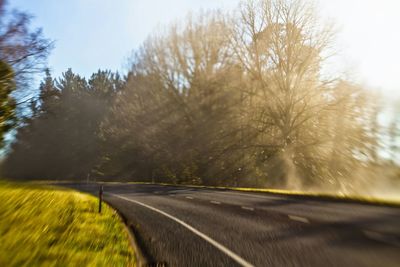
left=9, top=0, right=400, bottom=97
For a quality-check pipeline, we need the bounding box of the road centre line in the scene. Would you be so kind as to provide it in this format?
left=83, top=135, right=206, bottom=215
left=241, top=206, right=254, bottom=211
left=210, top=201, right=221, bottom=205
left=363, top=230, right=400, bottom=246
left=219, top=191, right=281, bottom=201
left=107, top=193, right=254, bottom=267
left=288, top=215, right=309, bottom=223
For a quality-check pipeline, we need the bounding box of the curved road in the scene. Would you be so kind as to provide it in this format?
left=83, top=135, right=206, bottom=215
left=68, top=183, right=400, bottom=267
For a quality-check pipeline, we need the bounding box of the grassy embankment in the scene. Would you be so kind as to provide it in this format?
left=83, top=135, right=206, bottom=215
left=0, top=182, right=135, bottom=266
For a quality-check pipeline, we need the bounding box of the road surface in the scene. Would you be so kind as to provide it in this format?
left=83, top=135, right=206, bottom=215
left=67, top=183, right=400, bottom=267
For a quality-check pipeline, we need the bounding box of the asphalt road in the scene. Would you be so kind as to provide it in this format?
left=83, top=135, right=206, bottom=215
left=67, top=183, right=400, bottom=267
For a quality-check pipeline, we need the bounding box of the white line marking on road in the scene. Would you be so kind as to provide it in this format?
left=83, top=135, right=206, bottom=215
left=220, top=191, right=279, bottom=201
left=288, top=215, right=309, bottom=223
left=210, top=201, right=221, bottom=205
left=185, top=196, right=194, bottom=199
left=241, top=206, right=254, bottom=211
left=363, top=230, right=400, bottom=246
left=108, top=193, right=254, bottom=267
left=169, top=194, right=175, bottom=197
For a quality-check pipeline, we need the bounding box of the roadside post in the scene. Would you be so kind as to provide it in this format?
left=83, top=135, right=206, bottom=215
left=99, top=185, right=103, bottom=213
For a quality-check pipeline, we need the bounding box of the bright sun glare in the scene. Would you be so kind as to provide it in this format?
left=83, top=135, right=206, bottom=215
left=319, top=0, right=400, bottom=96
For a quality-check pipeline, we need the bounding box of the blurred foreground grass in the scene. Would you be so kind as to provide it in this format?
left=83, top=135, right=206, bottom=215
left=0, top=182, right=135, bottom=266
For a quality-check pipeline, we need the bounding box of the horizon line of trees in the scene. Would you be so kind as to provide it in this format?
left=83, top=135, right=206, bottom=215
left=1, top=0, right=399, bottom=194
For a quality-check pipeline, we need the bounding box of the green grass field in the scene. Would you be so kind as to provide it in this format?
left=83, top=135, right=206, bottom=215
left=0, top=182, right=135, bottom=267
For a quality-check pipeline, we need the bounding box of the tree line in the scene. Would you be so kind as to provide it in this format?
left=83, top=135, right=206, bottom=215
left=1, top=0, right=399, bottom=193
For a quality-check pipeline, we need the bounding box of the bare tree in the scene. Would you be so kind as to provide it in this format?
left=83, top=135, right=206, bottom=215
left=229, top=0, right=338, bottom=188
left=0, top=0, right=52, bottom=92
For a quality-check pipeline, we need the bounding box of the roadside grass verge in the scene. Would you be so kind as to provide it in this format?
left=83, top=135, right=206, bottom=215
left=226, top=186, right=400, bottom=206
left=0, top=181, right=135, bottom=267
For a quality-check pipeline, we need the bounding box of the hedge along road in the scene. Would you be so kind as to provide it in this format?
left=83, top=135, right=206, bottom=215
left=66, top=183, right=400, bottom=267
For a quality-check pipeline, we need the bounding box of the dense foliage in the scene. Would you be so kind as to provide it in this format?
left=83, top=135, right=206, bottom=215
left=2, top=0, right=399, bottom=193
left=2, top=70, right=123, bottom=180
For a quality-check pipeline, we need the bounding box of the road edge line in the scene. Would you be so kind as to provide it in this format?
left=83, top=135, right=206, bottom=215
left=108, top=193, right=254, bottom=267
